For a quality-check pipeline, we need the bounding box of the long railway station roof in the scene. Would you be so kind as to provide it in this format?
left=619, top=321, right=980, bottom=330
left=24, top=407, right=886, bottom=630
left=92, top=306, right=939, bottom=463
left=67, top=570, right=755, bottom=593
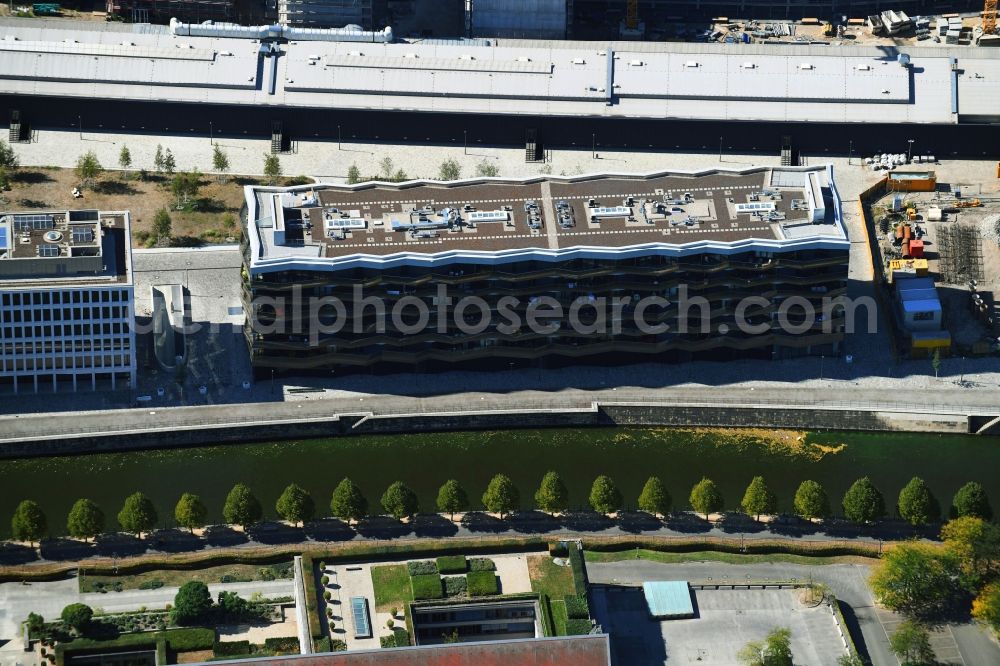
left=1, top=17, right=998, bottom=124
left=244, top=166, right=848, bottom=273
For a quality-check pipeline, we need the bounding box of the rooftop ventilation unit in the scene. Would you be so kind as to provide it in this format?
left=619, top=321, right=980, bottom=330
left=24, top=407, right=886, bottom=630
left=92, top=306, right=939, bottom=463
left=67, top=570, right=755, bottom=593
left=572, top=58, right=586, bottom=64
left=517, top=56, right=531, bottom=62
left=684, top=60, right=699, bottom=68
left=629, top=59, right=643, bottom=66
left=856, top=64, right=871, bottom=71
left=741, top=62, right=756, bottom=69
left=459, top=54, right=475, bottom=60
left=404, top=53, right=418, bottom=59
left=799, top=63, right=814, bottom=70
left=348, top=50, right=363, bottom=56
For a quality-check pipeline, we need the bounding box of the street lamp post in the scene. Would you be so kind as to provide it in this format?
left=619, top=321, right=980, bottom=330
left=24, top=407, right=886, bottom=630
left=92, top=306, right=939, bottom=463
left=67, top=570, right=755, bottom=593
left=848, top=140, right=853, bottom=166
left=210, top=121, right=213, bottom=145
left=719, top=136, right=723, bottom=162
left=337, top=124, right=341, bottom=150
left=78, top=115, right=82, bottom=140
left=592, top=133, right=596, bottom=159
left=907, top=139, right=914, bottom=162
left=463, top=130, right=467, bottom=155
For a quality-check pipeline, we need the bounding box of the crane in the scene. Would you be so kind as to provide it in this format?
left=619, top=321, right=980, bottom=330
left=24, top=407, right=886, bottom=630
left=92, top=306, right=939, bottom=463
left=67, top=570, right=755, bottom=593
left=986, top=0, right=998, bottom=34
left=626, top=0, right=639, bottom=30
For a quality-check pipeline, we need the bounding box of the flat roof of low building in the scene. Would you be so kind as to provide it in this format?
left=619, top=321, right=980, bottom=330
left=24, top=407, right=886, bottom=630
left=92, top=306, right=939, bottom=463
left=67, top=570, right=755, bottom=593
left=643, top=581, right=695, bottom=619
left=245, top=166, right=848, bottom=274
left=1, top=17, right=998, bottom=124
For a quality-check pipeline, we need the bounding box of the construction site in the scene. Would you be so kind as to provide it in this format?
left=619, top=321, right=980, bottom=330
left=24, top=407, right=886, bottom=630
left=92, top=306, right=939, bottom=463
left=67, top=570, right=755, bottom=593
left=865, top=164, right=1000, bottom=360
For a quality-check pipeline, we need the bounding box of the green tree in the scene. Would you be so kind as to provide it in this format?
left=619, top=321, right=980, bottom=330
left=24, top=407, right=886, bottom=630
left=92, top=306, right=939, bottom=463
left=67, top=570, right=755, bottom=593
left=172, top=581, right=212, bottom=625
left=436, top=479, right=468, bottom=520
left=737, top=627, right=792, bottom=666
left=842, top=477, right=885, bottom=523
left=212, top=145, right=230, bottom=182
left=931, top=349, right=941, bottom=378
left=379, top=157, right=394, bottom=179
left=174, top=493, right=208, bottom=532
left=836, top=655, right=865, bottom=666
left=589, top=475, right=623, bottom=515
left=0, top=139, right=19, bottom=169
left=152, top=208, right=172, bottom=240
left=870, top=542, right=960, bottom=618
left=11, top=500, right=46, bottom=547
left=741, top=476, right=777, bottom=521
left=889, top=619, right=935, bottom=665
left=162, top=148, right=176, bottom=175
left=380, top=481, right=419, bottom=520
left=952, top=481, right=992, bottom=520
left=67, top=499, right=104, bottom=542
left=171, top=170, right=201, bottom=206
left=482, top=474, right=519, bottom=519
left=60, top=603, right=93, bottom=633
left=940, top=516, right=1000, bottom=588
left=330, top=477, right=368, bottom=525
left=25, top=612, right=44, bottom=640
left=347, top=164, right=361, bottom=184
left=222, top=483, right=262, bottom=529
left=475, top=160, right=499, bottom=177
left=153, top=144, right=165, bottom=173
left=638, top=476, right=671, bottom=517
left=263, top=153, right=282, bottom=184
left=275, top=483, right=315, bottom=526
left=75, top=151, right=102, bottom=187
left=438, top=158, right=461, bottom=181
left=0, top=165, right=9, bottom=191
left=973, top=581, right=1000, bottom=634
left=117, top=491, right=158, bottom=536
left=118, top=145, right=132, bottom=179
left=393, top=168, right=408, bottom=182
left=689, top=477, right=724, bottom=520
left=793, top=480, right=830, bottom=520
left=534, top=471, right=569, bottom=516
left=898, top=477, right=940, bottom=526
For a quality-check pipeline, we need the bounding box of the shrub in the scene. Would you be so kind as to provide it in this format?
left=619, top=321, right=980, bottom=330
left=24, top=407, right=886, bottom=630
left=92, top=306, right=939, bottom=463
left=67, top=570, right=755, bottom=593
left=379, top=629, right=410, bottom=648
left=313, top=637, right=331, bottom=653
left=321, top=575, right=329, bottom=585
left=564, top=595, right=590, bottom=619
left=263, top=637, right=299, bottom=653
left=467, top=571, right=498, bottom=597
left=326, top=607, right=333, bottom=618
left=436, top=556, right=467, bottom=574
left=550, top=542, right=569, bottom=558
left=565, top=619, right=593, bottom=635
left=407, top=560, right=438, bottom=576
left=567, top=548, right=587, bottom=597
left=410, top=574, right=443, bottom=600
left=468, top=557, right=496, bottom=572
left=213, top=640, right=250, bottom=657
left=219, top=574, right=252, bottom=584
left=61, top=604, right=93, bottom=632
left=172, top=582, right=212, bottom=626
left=323, top=590, right=332, bottom=601
left=444, top=575, right=468, bottom=598
left=165, top=628, right=215, bottom=651
left=137, top=580, right=164, bottom=590
left=331, top=639, right=347, bottom=651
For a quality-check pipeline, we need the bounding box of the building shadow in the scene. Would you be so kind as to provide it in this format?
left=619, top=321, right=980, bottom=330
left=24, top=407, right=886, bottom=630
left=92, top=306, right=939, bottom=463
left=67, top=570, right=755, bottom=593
left=617, top=511, right=664, bottom=534
left=836, top=599, right=872, bottom=665
left=202, top=525, right=249, bottom=547
left=0, top=542, right=39, bottom=565
left=304, top=518, right=356, bottom=542
left=590, top=585, right=668, bottom=666
left=354, top=515, right=414, bottom=540
left=247, top=521, right=304, bottom=545
left=411, top=513, right=460, bottom=538
left=146, top=528, right=205, bottom=553
left=664, top=512, right=713, bottom=534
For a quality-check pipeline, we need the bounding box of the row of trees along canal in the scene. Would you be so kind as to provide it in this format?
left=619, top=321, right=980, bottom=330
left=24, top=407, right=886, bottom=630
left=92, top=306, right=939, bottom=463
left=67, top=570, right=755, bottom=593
left=9, top=473, right=994, bottom=547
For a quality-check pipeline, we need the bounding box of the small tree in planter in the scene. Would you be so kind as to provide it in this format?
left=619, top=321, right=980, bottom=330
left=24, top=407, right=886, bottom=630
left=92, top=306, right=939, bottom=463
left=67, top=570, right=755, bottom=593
left=390, top=607, right=398, bottom=619
left=321, top=575, right=329, bottom=585
left=386, top=618, right=394, bottom=629
left=324, top=591, right=332, bottom=601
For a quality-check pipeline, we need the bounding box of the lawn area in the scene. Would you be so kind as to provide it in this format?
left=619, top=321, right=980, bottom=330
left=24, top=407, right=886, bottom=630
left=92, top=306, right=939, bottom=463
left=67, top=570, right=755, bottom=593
left=551, top=599, right=569, bottom=635
left=79, top=562, right=293, bottom=593
left=371, top=564, right=413, bottom=613
left=583, top=549, right=870, bottom=566
left=527, top=554, right=576, bottom=601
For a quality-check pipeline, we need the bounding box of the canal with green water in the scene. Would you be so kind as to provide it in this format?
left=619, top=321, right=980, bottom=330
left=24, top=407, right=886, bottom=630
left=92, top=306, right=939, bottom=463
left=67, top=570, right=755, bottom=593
left=1, top=427, right=998, bottom=537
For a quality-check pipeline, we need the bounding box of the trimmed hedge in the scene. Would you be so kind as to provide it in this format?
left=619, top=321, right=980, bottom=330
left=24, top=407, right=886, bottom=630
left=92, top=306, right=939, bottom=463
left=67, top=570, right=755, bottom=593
left=567, top=548, right=587, bottom=598
left=538, top=593, right=556, bottom=637
left=163, top=628, right=215, bottom=651
left=468, top=557, right=496, bottom=572
left=331, top=639, right=347, bottom=651
left=300, top=555, right=324, bottom=641
left=410, top=574, right=444, bottom=600
left=467, top=571, right=499, bottom=597
left=262, top=637, right=299, bottom=653
left=379, top=628, right=410, bottom=648
left=565, top=619, right=593, bottom=635
left=213, top=640, right=250, bottom=657
left=313, top=637, right=331, bottom=653
left=444, top=575, right=468, bottom=598
left=436, top=556, right=467, bottom=574
left=407, top=560, right=438, bottom=576
left=551, top=599, right=568, bottom=636
left=55, top=628, right=214, bottom=666
left=564, top=595, right=590, bottom=620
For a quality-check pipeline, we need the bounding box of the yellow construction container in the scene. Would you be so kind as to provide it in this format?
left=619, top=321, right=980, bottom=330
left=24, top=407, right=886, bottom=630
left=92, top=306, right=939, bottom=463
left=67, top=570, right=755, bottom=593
left=906, top=207, right=917, bottom=220
left=888, top=259, right=929, bottom=282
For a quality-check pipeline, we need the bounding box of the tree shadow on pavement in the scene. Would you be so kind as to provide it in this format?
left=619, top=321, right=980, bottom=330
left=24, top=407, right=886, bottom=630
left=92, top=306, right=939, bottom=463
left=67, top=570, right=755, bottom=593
left=665, top=512, right=713, bottom=534
left=411, top=513, right=460, bottom=538
left=146, top=528, right=205, bottom=554
left=460, top=511, right=509, bottom=534
left=39, top=537, right=95, bottom=561
left=305, top=518, right=356, bottom=542
left=95, top=533, right=148, bottom=558
left=767, top=515, right=821, bottom=537
left=355, top=516, right=413, bottom=540
left=717, top=513, right=767, bottom=534
left=0, top=542, right=39, bottom=565
left=203, top=525, right=249, bottom=547
left=617, top=511, right=664, bottom=534
left=560, top=511, right=616, bottom=532
left=248, top=521, right=304, bottom=545
left=509, top=510, right=560, bottom=534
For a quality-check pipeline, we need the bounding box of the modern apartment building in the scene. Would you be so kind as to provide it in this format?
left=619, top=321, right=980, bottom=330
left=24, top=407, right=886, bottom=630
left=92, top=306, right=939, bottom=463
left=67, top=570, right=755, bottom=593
left=0, top=210, right=136, bottom=393
left=241, top=166, right=849, bottom=376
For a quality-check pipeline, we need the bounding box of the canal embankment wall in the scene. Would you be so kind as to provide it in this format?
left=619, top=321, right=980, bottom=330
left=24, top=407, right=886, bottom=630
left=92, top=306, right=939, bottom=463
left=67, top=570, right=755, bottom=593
left=0, top=401, right=982, bottom=458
